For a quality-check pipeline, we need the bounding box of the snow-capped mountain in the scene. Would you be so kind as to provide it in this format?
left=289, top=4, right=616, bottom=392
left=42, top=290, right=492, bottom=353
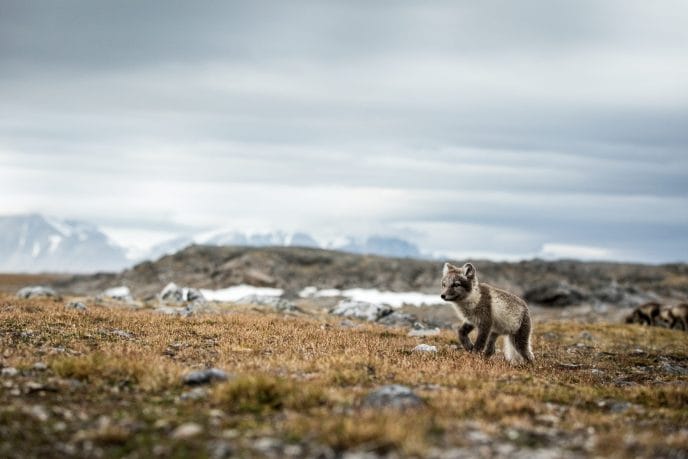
left=329, top=235, right=421, bottom=258
left=0, top=214, right=129, bottom=273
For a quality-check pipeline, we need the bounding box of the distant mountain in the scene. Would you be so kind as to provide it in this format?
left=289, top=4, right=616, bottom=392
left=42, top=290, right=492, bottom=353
left=331, top=235, right=421, bottom=258
left=0, top=214, right=129, bottom=273
left=144, top=231, right=421, bottom=261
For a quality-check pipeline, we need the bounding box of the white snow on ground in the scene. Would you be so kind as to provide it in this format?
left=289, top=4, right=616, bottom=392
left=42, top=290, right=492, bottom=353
left=299, top=286, right=442, bottom=307
left=200, top=285, right=284, bottom=302
left=103, top=286, right=132, bottom=298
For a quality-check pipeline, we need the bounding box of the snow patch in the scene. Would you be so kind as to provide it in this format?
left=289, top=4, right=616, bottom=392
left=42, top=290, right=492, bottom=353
left=31, top=241, right=41, bottom=257
left=200, top=285, right=284, bottom=302
left=48, top=235, right=62, bottom=253
left=300, top=286, right=442, bottom=307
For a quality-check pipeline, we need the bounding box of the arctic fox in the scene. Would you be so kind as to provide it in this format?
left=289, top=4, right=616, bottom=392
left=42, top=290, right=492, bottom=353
left=657, top=303, right=688, bottom=331
left=440, top=262, right=534, bottom=363
left=624, top=302, right=661, bottom=326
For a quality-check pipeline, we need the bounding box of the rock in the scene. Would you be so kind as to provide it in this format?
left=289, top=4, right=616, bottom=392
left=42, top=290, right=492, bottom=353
left=361, top=384, right=424, bottom=409
left=171, top=422, right=203, bottom=439
left=25, top=405, right=49, bottom=422
left=182, top=368, right=230, bottom=386
left=578, top=331, right=593, bottom=340
left=408, top=328, right=441, bottom=337
left=111, top=329, right=133, bottom=339
left=597, top=399, right=631, bottom=413
left=330, top=300, right=393, bottom=322
left=159, top=282, right=206, bottom=304
left=376, top=311, right=417, bottom=327
left=208, top=440, right=234, bottom=459
left=179, top=387, right=208, bottom=401
left=524, top=281, right=587, bottom=306
left=101, top=286, right=134, bottom=303
left=17, top=286, right=59, bottom=299
left=33, top=362, right=47, bottom=371
left=252, top=437, right=282, bottom=454
left=236, top=295, right=298, bottom=312
left=413, top=344, right=438, bottom=353
left=557, top=363, right=583, bottom=370
left=1, top=367, right=19, bottom=377
left=660, top=362, right=688, bottom=376
left=65, top=301, right=87, bottom=311
left=154, top=306, right=190, bottom=316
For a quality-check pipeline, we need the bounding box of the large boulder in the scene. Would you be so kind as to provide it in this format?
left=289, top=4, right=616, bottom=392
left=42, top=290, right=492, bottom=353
left=330, top=300, right=393, bottom=322
left=159, top=282, right=206, bottom=304
left=361, top=385, right=424, bottom=409
left=17, top=286, right=59, bottom=300
left=524, top=281, right=587, bottom=306
left=234, top=295, right=298, bottom=312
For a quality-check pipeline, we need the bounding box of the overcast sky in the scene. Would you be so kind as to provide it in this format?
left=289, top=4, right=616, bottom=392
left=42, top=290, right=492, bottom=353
left=1, top=0, right=687, bottom=262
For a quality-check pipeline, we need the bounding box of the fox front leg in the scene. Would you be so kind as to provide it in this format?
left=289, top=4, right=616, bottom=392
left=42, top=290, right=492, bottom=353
left=483, top=332, right=499, bottom=358
left=457, top=323, right=475, bottom=351
left=472, top=323, right=492, bottom=353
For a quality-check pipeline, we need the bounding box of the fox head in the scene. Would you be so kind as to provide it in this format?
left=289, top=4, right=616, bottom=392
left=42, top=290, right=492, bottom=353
left=440, top=262, right=477, bottom=302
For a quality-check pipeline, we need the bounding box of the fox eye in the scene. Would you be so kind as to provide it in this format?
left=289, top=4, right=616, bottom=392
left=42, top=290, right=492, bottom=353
left=452, top=282, right=461, bottom=288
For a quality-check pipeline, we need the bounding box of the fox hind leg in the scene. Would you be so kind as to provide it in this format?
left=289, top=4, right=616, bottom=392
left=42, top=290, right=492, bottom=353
left=507, top=313, right=534, bottom=364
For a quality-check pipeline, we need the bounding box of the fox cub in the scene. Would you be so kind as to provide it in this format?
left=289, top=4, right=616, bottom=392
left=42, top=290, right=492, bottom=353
left=441, top=262, right=534, bottom=363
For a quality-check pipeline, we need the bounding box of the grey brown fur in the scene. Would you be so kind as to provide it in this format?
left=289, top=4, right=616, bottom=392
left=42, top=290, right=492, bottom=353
left=440, top=262, right=534, bottom=363
left=657, top=303, right=688, bottom=331
left=624, top=302, right=661, bottom=326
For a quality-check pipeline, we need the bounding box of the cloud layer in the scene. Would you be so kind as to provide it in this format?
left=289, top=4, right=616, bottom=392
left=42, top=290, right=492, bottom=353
left=1, top=1, right=687, bottom=262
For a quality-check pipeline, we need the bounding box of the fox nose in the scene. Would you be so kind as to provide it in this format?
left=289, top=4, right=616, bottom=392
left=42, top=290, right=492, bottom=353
left=440, top=294, right=446, bottom=300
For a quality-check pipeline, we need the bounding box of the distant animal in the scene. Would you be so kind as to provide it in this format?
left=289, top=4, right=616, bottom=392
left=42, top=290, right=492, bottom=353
left=624, top=302, right=661, bottom=326
left=440, top=262, right=534, bottom=363
left=657, top=303, right=688, bottom=331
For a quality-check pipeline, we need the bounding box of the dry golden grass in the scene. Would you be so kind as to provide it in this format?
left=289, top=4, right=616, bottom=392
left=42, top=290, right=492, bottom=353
left=0, top=294, right=687, bottom=458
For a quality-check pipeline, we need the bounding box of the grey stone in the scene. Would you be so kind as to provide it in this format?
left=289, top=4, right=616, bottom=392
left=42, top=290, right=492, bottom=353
left=252, top=437, right=282, bottom=453
left=33, top=362, right=48, bottom=371
left=17, top=286, right=59, bottom=299
left=236, top=295, right=297, bottom=312
left=524, top=281, right=587, bottom=306
left=183, top=368, right=230, bottom=386
left=408, top=327, right=441, bottom=337
left=661, top=362, right=688, bottom=376
left=361, top=384, right=424, bottom=409
left=1, top=367, right=19, bottom=377
left=376, top=311, right=417, bottom=327
left=578, top=331, right=593, bottom=340
left=330, top=300, right=393, bottom=322
left=66, top=301, right=87, bottom=311
left=170, top=422, right=203, bottom=439
left=111, top=329, right=133, bottom=339
left=160, top=282, right=206, bottom=304
left=179, top=387, right=208, bottom=401
left=413, top=344, right=438, bottom=353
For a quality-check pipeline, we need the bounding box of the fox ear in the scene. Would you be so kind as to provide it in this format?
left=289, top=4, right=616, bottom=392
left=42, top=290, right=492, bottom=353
left=443, top=262, right=459, bottom=276
left=463, top=263, right=476, bottom=279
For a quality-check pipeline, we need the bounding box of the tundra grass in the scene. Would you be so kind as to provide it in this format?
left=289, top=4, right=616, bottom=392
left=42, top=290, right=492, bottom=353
left=0, top=294, right=686, bottom=458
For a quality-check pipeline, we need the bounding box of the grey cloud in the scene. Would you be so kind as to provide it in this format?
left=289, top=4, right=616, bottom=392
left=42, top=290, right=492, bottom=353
left=0, top=1, right=687, bottom=263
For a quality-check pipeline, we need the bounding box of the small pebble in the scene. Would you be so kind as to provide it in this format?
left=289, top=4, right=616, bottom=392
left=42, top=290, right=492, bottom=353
left=171, top=422, right=203, bottom=439
left=1, top=367, right=18, bottom=377
left=183, top=368, right=229, bottom=386
left=413, top=344, right=438, bottom=353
